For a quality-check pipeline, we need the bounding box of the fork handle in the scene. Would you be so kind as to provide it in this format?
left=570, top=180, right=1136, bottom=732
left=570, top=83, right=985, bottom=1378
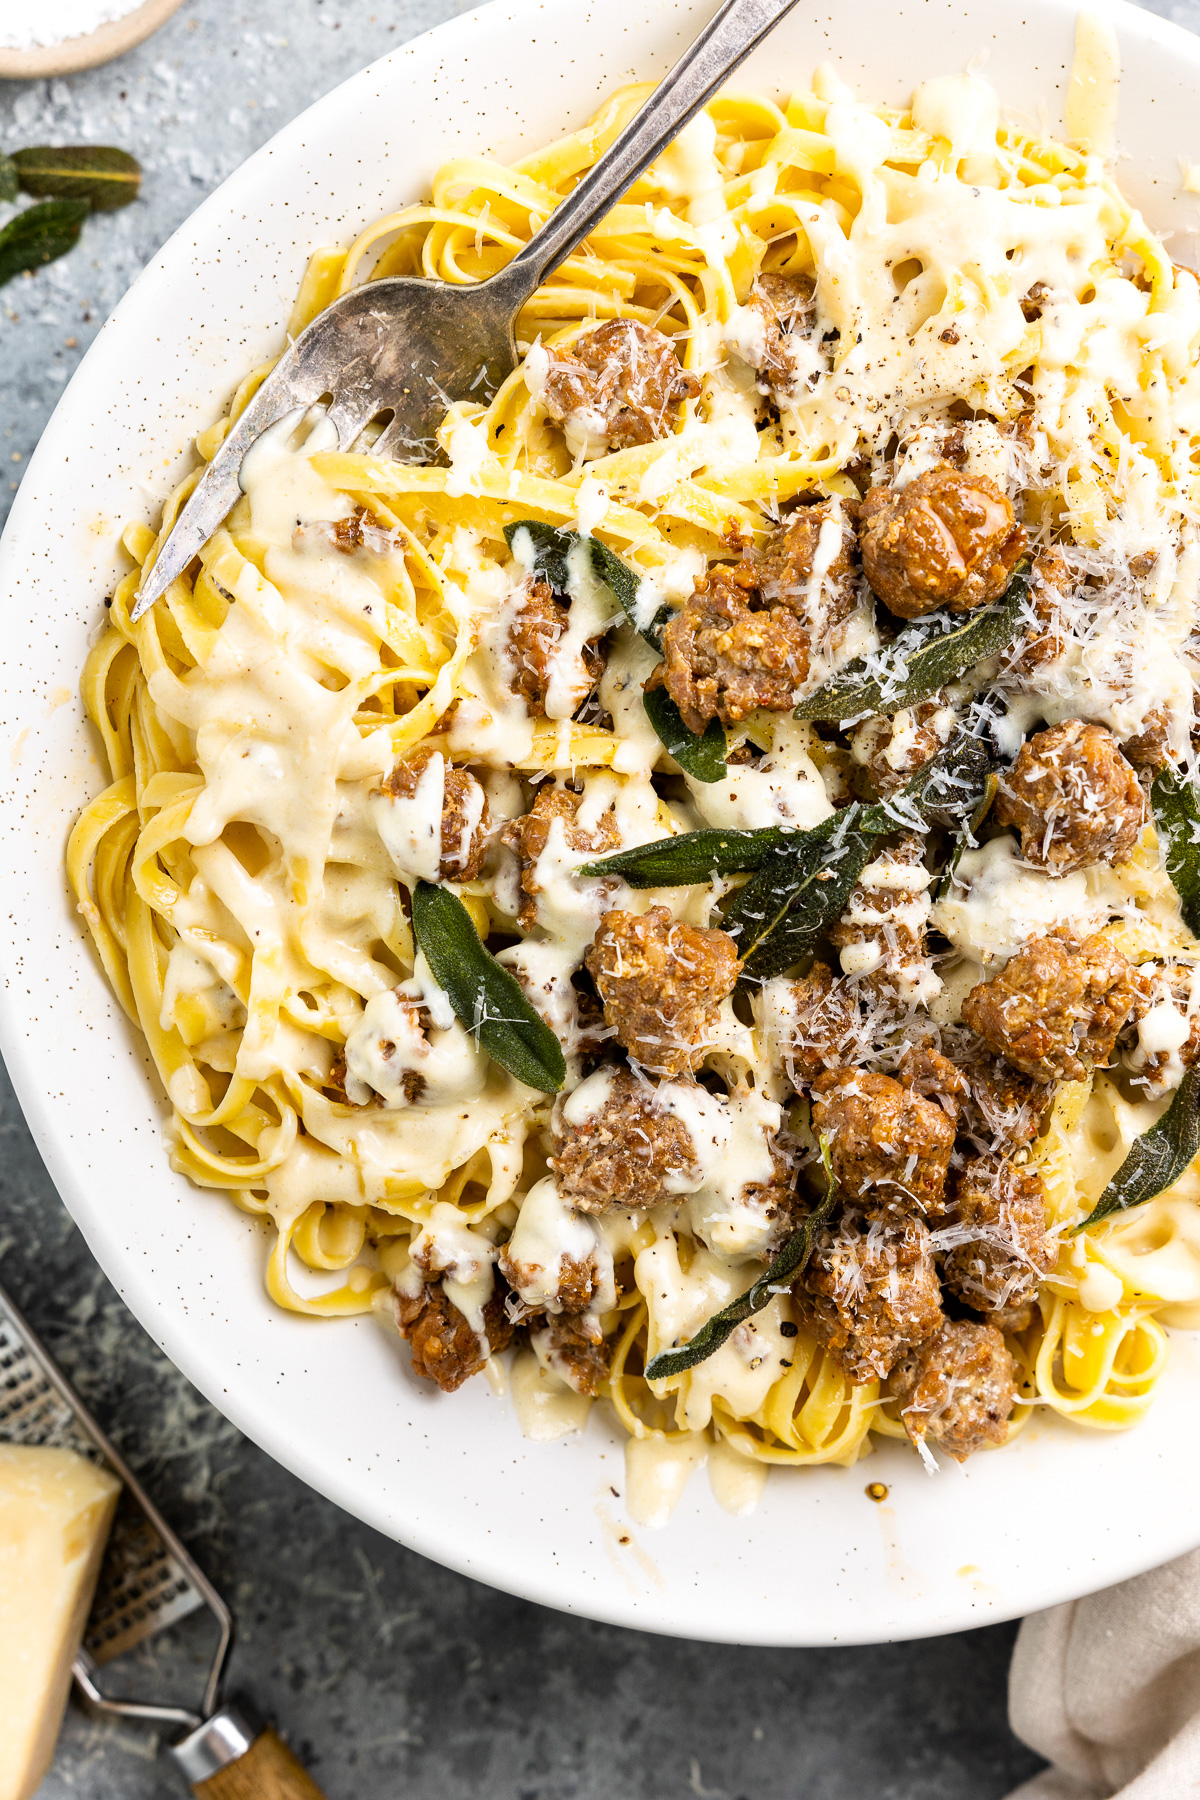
left=190, top=1729, right=327, bottom=1800
left=172, top=1706, right=328, bottom=1799
left=503, top=0, right=801, bottom=297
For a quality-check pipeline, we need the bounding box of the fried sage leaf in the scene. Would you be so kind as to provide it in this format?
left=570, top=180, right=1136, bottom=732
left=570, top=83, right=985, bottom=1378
left=410, top=881, right=565, bottom=1094
left=13, top=145, right=141, bottom=212
left=0, top=199, right=89, bottom=290
left=579, top=825, right=784, bottom=886
left=641, top=683, right=727, bottom=783
left=1152, top=766, right=1200, bottom=938
left=0, top=154, right=16, bottom=206
left=724, top=731, right=993, bottom=980
left=1074, top=1066, right=1200, bottom=1231
left=644, top=1160, right=838, bottom=1381
left=724, top=806, right=879, bottom=981
left=793, top=572, right=1029, bottom=723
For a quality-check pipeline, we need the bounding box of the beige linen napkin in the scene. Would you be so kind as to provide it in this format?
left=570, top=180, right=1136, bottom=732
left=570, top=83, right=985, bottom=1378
left=1007, top=1549, right=1200, bottom=1798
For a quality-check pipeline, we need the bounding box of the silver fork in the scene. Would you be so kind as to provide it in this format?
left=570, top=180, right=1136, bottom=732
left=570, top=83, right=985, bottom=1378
left=131, top=0, right=801, bottom=621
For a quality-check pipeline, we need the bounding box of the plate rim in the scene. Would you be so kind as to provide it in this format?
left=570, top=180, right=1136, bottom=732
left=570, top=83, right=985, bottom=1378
left=5, top=0, right=1200, bottom=1646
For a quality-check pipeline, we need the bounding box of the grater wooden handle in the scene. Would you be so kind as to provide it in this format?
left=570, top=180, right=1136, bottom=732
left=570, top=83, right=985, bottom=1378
left=190, top=1728, right=328, bottom=1800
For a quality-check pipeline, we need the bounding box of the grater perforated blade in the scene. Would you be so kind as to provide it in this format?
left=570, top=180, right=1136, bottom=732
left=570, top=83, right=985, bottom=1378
left=0, top=1279, right=231, bottom=1730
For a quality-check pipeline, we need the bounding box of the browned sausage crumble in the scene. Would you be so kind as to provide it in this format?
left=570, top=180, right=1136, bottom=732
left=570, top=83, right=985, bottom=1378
left=739, top=271, right=819, bottom=401
left=860, top=465, right=1026, bottom=618
left=378, top=747, right=491, bottom=881
left=961, top=932, right=1146, bottom=1084
left=659, top=503, right=860, bottom=735
left=889, top=1319, right=1018, bottom=1460
left=502, top=785, right=620, bottom=928
left=994, top=721, right=1144, bottom=874
left=941, top=1157, right=1054, bottom=1323
left=586, top=906, right=740, bottom=1076
left=797, top=1212, right=944, bottom=1384
left=538, top=318, right=701, bottom=451
left=811, top=1067, right=956, bottom=1219
left=505, top=576, right=609, bottom=717
left=551, top=1067, right=701, bottom=1211
left=395, top=1281, right=514, bottom=1393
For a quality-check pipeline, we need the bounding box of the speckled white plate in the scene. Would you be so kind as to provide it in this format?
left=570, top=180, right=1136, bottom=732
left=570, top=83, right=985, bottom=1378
left=5, top=0, right=1200, bottom=1646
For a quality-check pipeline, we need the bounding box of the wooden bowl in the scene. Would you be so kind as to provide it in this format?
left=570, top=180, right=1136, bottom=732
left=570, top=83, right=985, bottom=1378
left=0, top=0, right=186, bottom=79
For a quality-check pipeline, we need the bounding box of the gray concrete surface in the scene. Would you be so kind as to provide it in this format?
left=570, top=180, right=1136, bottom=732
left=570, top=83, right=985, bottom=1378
left=11, top=0, right=1188, bottom=1789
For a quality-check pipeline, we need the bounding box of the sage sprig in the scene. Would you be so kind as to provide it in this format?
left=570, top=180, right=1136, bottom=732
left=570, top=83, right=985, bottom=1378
left=13, top=146, right=141, bottom=211
left=580, top=825, right=784, bottom=886
left=0, top=200, right=90, bottom=290
left=410, top=881, right=565, bottom=1094
left=1074, top=1066, right=1200, bottom=1231
left=503, top=517, right=727, bottom=781
left=1151, top=766, right=1200, bottom=938
left=793, top=572, right=1029, bottom=723
left=0, top=154, right=16, bottom=206
left=644, top=1154, right=838, bottom=1381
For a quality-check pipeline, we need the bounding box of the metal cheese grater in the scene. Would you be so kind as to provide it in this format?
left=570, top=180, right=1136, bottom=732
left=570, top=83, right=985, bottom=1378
left=0, top=1280, right=326, bottom=1795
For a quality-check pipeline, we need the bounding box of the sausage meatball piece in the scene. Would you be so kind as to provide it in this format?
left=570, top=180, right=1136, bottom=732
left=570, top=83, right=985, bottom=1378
left=1121, top=709, right=1172, bottom=774
left=797, top=1212, right=944, bottom=1384
left=529, top=1315, right=612, bottom=1397
left=764, top=961, right=861, bottom=1087
left=954, top=1038, right=1055, bottom=1151
left=942, top=1157, right=1055, bottom=1323
left=756, top=501, right=860, bottom=622
left=551, top=1067, right=701, bottom=1212
left=1006, top=547, right=1070, bottom=678
left=395, top=1281, right=514, bottom=1393
left=1124, top=962, right=1200, bottom=1094
left=889, top=1319, right=1017, bottom=1461
left=502, top=785, right=620, bottom=929
left=994, top=721, right=1144, bottom=874
left=376, top=748, right=490, bottom=882
left=658, top=560, right=810, bottom=736
left=538, top=318, right=701, bottom=454
left=829, top=835, right=939, bottom=1007
left=811, top=1068, right=955, bottom=1219
left=505, top=576, right=608, bottom=718
left=737, top=271, right=818, bottom=402
left=659, top=504, right=859, bottom=736
left=850, top=695, right=958, bottom=798
left=859, top=465, right=1026, bottom=619
left=586, top=906, right=741, bottom=1076
left=962, top=932, right=1145, bottom=1084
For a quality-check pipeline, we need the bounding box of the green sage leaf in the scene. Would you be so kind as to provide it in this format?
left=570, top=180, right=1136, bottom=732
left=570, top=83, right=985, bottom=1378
left=724, top=730, right=993, bottom=981
left=410, top=881, right=565, bottom=1094
left=13, top=145, right=141, bottom=212
left=793, top=572, right=1029, bottom=723
left=503, top=517, right=669, bottom=649
left=1152, top=766, right=1200, bottom=938
left=725, top=806, right=880, bottom=981
left=641, top=683, right=727, bottom=783
left=1074, top=1066, right=1200, bottom=1231
left=0, top=199, right=90, bottom=290
left=644, top=1155, right=838, bottom=1381
left=0, top=154, right=17, bottom=206
left=579, top=825, right=784, bottom=886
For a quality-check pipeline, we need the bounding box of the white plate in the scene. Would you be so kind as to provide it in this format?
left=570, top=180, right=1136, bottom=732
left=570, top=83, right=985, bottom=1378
left=4, top=0, right=1200, bottom=1647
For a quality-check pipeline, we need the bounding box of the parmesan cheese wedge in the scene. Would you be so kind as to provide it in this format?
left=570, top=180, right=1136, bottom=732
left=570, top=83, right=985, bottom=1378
left=0, top=1445, right=120, bottom=1800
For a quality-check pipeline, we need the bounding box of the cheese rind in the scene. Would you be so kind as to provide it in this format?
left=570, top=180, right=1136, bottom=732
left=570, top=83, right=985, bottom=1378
left=0, top=1445, right=121, bottom=1800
